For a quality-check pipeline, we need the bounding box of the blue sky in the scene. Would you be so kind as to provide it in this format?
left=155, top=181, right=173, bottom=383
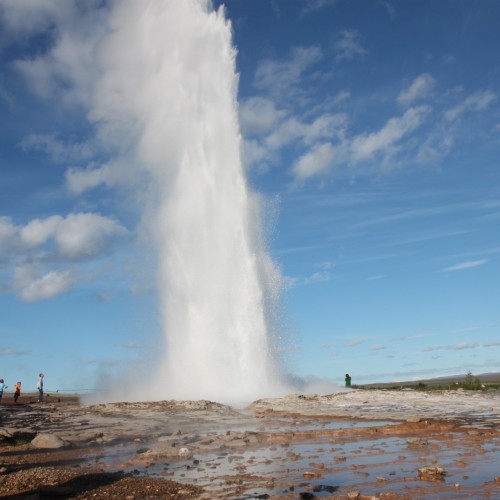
left=1, top=0, right=499, bottom=395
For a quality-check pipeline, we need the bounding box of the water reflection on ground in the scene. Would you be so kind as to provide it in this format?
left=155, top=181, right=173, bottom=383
left=95, top=415, right=500, bottom=499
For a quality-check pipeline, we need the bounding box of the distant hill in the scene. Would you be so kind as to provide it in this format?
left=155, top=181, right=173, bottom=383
left=357, top=371, right=500, bottom=390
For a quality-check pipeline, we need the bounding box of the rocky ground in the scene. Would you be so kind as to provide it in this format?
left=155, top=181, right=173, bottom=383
left=0, top=389, right=499, bottom=499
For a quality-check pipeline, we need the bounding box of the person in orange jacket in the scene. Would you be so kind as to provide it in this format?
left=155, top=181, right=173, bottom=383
left=13, top=381, right=21, bottom=402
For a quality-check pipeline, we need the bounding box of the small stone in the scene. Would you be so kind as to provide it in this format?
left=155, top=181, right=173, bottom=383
left=418, top=466, right=446, bottom=478
left=303, top=471, right=318, bottom=478
left=347, top=491, right=360, bottom=499
left=407, top=437, right=429, bottom=447
left=178, top=447, right=192, bottom=458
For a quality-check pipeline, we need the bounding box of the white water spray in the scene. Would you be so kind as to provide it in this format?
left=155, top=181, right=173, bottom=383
left=93, top=0, right=288, bottom=402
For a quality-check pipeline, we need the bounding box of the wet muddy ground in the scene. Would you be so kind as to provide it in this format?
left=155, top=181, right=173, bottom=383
left=0, top=389, right=498, bottom=499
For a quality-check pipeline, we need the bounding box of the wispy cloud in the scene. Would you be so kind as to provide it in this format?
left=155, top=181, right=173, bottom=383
left=366, top=274, right=386, bottom=282
left=0, top=348, right=32, bottom=356
left=441, top=260, right=488, bottom=272
left=121, top=342, right=143, bottom=349
left=344, top=338, right=364, bottom=347
left=334, top=30, right=367, bottom=62
left=397, top=73, right=435, bottom=106
left=254, top=46, right=323, bottom=98
left=422, top=342, right=479, bottom=352
left=445, top=90, right=497, bottom=121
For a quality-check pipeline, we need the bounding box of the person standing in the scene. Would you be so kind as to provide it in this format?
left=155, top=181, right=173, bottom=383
left=13, top=381, right=21, bottom=402
left=37, top=373, right=44, bottom=402
left=0, top=379, right=6, bottom=402
left=345, top=373, right=352, bottom=387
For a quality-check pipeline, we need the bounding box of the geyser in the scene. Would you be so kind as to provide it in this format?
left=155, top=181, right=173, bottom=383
left=96, top=0, right=287, bottom=402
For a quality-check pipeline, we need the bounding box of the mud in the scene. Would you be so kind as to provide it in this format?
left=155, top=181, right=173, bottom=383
left=0, top=390, right=498, bottom=498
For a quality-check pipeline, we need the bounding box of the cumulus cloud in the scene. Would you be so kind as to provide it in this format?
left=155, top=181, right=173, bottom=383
left=6, top=0, right=108, bottom=107
left=441, top=260, right=488, bottom=272
left=334, top=30, right=367, bottom=62
left=13, top=212, right=128, bottom=261
left=397, top=73, right=435, bottom=106
left=1, top=213, right=129, bottom=300
left=445, top=90, right=497, bottom=121
left=54, top=213, right=128, bottom=260
left=20, top=215, right=61, bottom=248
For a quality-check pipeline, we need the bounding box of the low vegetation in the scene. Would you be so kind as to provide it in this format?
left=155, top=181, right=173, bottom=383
left=355, top=371, right=500, bottom=391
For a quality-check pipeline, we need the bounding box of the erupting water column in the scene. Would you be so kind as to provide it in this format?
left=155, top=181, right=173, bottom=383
left=102, top=0, right=286, bottom=402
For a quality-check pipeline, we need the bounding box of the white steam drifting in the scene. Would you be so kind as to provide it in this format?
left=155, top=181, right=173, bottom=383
left=90, top=0, right=288, bottom=402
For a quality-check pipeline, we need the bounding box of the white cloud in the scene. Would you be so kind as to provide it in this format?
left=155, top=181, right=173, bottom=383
left=371, top=344, right=386, bottom=351
left=121, top=341, right=142, bottom=349
left=239, top=97, right=281, bottom=136
left=54, top=213, right=128, bottom=260
left=292, top=106, right=430, bottom=180
left=8, top=1, right=107, bottom=107
left=284, top=270, right=331, bottom=288
left=64, top=161, right=134, bottom=195
left=20, top=215, right=62, bottom=248
left=254, top=45, right=323, bottom=97
left=1, top=213, right=129, bottom=301
left=441, top=259, right=488, bottom=272
left=334, top=30, right=367, bottom=62
left=344, top=338, right=364, bottom=347
left=351, top=105, right=430, bottom=162
left=422, top=342, right=479, bottom=352
left=301, top=0, right=337, bottom=14
left=14, top=267, right=76, bottom=301
left=293, top=142, right=337, bottom=180
left=0, top=347, right=32, bottom=356
left=397, top=73, right=435, bottom=106
left=445, top=90, right=497, bottom=121
left=18, top=133, right=94, bottom=163
left=304, top=271, right=331, bottom=284
left=0, top=0, right=68, bottom=39
left=266, top=117, right=305, bottom=150
left=15, top=213, right=128, bottom=260
left=315, top=261, right=332, bottom=270
left=366, top=275, right=386, bottom=281
left=0, top=216, right=18, bottom=251
left=301, top=113, right=348, bottom=146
